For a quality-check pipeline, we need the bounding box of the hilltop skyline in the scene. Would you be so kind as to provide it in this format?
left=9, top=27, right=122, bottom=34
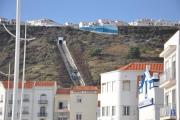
left=0, top=0, right=180, bottom=24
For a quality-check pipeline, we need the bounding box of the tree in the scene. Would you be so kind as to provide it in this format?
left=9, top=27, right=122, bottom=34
left=89, top=48, right=102, bottom=57
left=127, top=47, right=140, bottom=59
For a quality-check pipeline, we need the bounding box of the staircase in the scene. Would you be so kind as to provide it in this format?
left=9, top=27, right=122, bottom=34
left=57, top=37, right=85, bottom=86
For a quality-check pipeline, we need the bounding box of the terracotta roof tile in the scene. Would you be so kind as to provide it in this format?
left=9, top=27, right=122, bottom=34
left=2, top=81, right=56, bottom=89
left=72, top=86, right=98, bottom=92
left=56, top=86, right=98, bottom=94
left=56, top=88, right=71, bottom=94
left=118, top=63, right=163, bottom=72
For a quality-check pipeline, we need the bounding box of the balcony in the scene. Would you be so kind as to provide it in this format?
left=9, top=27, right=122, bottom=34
left=160, top=68, right=176, bottom=88
left=8, top=100, right=13, bottom=104
left=57, top=112, right=70, bottom=118
left=8, top=112, right=12, bottom=117
left=22, top=111, right=29, bottom=115
left=160, top=104, right=176, bottom=120
left=23, top=98, right=30, bottom=102
left=38, top=100, right=48, bottom=104
left=37, top=112, right=47, bottom=117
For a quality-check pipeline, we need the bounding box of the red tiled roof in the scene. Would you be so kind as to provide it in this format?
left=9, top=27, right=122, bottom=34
left=72, top=86, right=98, bottom=92
left=118, top=63, right=164, bottom=72
left=56, top=86, right=98, bottom=94
left=2, top=81, right=56, bottom=89
left=56, top=88, right=71, bottom=94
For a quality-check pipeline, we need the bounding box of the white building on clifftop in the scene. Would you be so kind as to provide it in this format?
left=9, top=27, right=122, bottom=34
left=27, top=19, right=60, bottom=26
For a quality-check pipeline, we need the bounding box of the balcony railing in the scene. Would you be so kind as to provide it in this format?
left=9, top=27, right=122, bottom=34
left=38, top=100, right=48, bottom=104
left=160, top=104, right=176, bottom=118
left=58, top=112, right=70, bottom=118
left=8, top=100, right=13, bottom=104
left=37, top=113, right=47, bottom=117
left=23, top=98, right=30, bottom=102
left=8, top=112, right=12, bottom=117
left=160, top=68, right=176, bottom=84
left=22, top=111, right=29, bottom=115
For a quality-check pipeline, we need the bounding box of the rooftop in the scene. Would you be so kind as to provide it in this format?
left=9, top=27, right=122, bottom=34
left=56, top=86, right=98, bottom=94
left=1, top=80, right=56, bottom=89
left=118, top=62, right=163, bottom=72
left=56, top=88, right=71, bottom=94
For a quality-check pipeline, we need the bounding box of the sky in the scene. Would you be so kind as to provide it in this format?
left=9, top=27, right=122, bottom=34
left=0, top=0, right=180, bottom=24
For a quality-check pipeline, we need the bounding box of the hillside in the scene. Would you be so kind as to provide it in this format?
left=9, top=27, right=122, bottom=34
left=0, top=25, right=179, bottom=87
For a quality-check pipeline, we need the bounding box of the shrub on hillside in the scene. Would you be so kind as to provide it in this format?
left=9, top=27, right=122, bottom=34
left=127, top=47, right=140, bottom=59
left=89, top=48, right=102, bottom=57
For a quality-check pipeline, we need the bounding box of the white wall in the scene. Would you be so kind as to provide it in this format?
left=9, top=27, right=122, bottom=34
left=99, top=70, right=143, bottom=120
left=70, top=92, right=97, bottom=120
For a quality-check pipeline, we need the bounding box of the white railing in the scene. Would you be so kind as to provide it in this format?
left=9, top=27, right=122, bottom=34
left=160, top=104, right=176, bottom=117
left=160, top=68, right=176, bottom=84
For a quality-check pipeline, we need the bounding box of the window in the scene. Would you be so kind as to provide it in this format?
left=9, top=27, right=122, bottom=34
left=23, top=94, right=29, bottom=102
left=59, top=102, right=63, bottom=109
left=102, top=107, right=105, bottom=116
left=59, top=117, right=68, bottom=120
left=59, top=101, right=68, bottom=109
left=123, top=80, right=130, bottom=91
left=0, top=95, right=3, bottom=102
left=40, top=107, right=46, bottom=114
left=0, top=107, right=2, bottom=115
left=76, top=96, right=82, bottom=103
left=165, top=94, right=169, bottom=106
left=107, top=82, right=109, bottom=92
left=22, top=106, right=29, bottom=114
left=172, top=90, right=176, bottom=105
left=40, top=94, right=47, bottom=100
left=106, top=106, right=110, bottom=116
left=102, top=83, right=106, bottom=93
left=123, top=106, right=130, bottom=116
left=76, top=113, right=82, bottom=120
left=112, top=106, right=116, bottom=116
left=172, top=60, right=176, bottom=80
left=112, top=81, right=116, bottom=92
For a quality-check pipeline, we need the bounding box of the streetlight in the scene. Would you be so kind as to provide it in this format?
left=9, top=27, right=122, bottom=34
left=19, top=22, right=27, bottom=120
left=3, top=22, right=35, bottom=120
left=0, top=63, right=13, bottom=120
left=12, top=0, right=21, bottom=119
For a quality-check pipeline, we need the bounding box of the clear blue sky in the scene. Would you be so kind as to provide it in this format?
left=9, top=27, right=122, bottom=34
left=0, top=0, right=180, bottom=24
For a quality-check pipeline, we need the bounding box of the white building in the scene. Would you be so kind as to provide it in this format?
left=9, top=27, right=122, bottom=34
left=79, top=21, right=91, bottom=28
left=27, top=19, right=60, bottom=26
left=138, top=64, right=164, bottom=120
left=64, top=22, right=79, bottom=28
left=154, top=19, right=177, bottom=26
left=0, top=17, right=9, bottom=24
left=129, top=18, right=155, bottom=26
left=114, top=20, right=129, bottom=26
left=54, top=86, right=98, bottom=120
left=0, top=80, right=57, bottom=120
left=98, top=63, right=162, bottom=120
left=159, top=30, right=180, bottom=120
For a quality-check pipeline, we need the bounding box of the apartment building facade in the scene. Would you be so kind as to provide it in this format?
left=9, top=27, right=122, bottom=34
left=98, top=63, right=161, bottom=120
left=159, top=30, right=180, bottom=120
left=0, top=80, right=56, bottom=120
left=54, top=86, right=98, bottom=120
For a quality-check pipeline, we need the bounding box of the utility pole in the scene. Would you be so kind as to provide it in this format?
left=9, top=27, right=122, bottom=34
left=12, top=0, right=21, bottom=119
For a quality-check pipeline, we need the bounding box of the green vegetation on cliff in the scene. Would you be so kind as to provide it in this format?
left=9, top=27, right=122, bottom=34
left=0, top=25, right=179, bottom=87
